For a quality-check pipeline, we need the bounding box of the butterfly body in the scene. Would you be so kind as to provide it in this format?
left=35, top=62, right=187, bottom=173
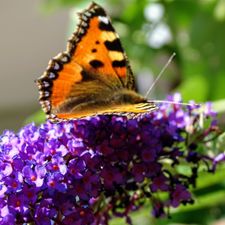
left=36, top=2, right=156, bottom=122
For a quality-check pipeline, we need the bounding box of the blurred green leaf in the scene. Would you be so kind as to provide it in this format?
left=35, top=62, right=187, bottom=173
left=216, top=132, right=225, bottom=152
left=195, top=166, right=225, bottom=190
left=213, top=99, right=225, bottom=113
left=24, top=110, right=45, bottom=125
left=176, top=75, right=208, bottom=102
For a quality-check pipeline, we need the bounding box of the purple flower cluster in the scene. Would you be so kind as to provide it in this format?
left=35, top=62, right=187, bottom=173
left=0, top=94, right=222, bottom=225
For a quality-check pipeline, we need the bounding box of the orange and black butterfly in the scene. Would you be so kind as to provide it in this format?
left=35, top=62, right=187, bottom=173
left=36, top=2, right=157, bottom=122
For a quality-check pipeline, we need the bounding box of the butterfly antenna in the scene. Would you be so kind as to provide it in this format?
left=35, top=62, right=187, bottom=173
left=145, top=52, right=176, bottom=98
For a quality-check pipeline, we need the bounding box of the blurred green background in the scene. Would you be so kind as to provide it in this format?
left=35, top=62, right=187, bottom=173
left=1, top=0, right=225, bottom=224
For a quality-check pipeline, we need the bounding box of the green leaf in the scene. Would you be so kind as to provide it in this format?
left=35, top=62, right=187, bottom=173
left=216, top=131, right=225, bottom=152
left=24, top=110, right=45, bottom=125
left=212, top=99, right=225, bottom=114
left=195, top=166, right=225, bottom=190
left=176, top=75, right=208, bottom=102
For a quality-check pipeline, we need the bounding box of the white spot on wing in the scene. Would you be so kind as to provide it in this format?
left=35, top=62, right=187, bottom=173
left=53, top=62, right=60, bottom=70
left=85, top=11, right=91, bottom=17
left=98, top=16, right=109, bottom=24
left=49, top=72, right=56, bottom=79
left=82, top=15, right=88, bottom=21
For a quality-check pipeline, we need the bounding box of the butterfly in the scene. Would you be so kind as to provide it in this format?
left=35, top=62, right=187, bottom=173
left=36, top=2, right=157, bottom=122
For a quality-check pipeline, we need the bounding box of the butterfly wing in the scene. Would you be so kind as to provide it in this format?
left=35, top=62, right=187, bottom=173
left=36, top=3, right=156, bottom=121
left=70, top=3, right=135, bottom=90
